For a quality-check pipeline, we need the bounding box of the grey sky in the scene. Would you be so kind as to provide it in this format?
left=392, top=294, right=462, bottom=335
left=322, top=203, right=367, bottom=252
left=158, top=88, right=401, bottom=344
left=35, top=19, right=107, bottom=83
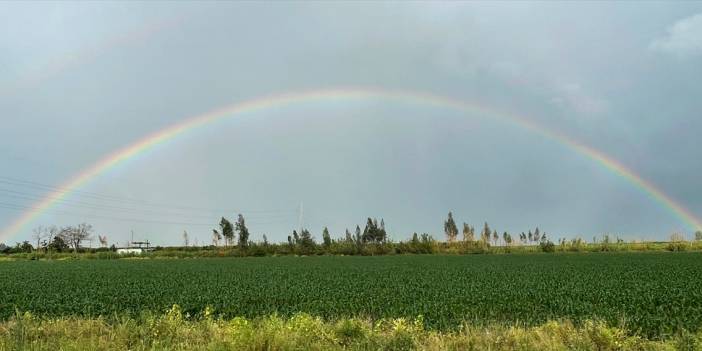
left=1, top=1, right=701, bottom=246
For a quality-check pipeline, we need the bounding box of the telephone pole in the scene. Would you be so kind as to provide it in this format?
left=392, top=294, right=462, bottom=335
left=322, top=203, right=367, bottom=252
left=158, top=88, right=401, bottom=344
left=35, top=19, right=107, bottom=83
left=298, top=202, right=304, bottom=232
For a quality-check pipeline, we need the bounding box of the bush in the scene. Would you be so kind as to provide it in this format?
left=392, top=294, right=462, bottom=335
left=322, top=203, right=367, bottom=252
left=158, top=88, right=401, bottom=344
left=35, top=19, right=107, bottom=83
left=666, top=242, right=688, bottom=252
left=540, top=240, right=556, bottom=253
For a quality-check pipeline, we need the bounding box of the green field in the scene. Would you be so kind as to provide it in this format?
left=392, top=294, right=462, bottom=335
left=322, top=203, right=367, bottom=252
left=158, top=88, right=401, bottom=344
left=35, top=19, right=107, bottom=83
left=1, top=253, right=701, bottom=339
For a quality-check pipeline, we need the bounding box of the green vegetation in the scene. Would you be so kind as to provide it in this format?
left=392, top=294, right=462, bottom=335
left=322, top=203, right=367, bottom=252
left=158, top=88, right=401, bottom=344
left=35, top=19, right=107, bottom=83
left=1, top=253, right=702, bottom=340
left=3, top=309, right=700, bottom=351
left=6, top=213, right=702, bottom=259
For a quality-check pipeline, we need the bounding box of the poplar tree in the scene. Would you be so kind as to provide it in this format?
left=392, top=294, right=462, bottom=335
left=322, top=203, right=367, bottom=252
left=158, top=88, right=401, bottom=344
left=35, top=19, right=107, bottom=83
left=236, top=214, right=249, bottom=249
left=219, top=217, right=234, bottom=246
left=322, top=227, right=332, bottom=249
left=463, top=223, right=474, bottom=242
left=444, top=212, right=459, bottom=242
left=481, top=222, right=491, bottom=244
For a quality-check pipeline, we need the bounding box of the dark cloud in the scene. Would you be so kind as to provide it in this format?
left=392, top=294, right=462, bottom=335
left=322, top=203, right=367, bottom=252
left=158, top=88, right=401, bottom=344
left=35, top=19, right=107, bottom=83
left=1, top=2, right=701, bottom=244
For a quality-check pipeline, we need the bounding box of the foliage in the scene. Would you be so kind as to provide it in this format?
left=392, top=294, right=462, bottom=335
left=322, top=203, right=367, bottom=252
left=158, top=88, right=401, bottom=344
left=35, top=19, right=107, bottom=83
left=322, top=227, right=332, bottom=249
left=2, top=254, right=702, bottom=338
left=236, top=214, right=249, bottom=250
left=539, top=240, right=556, bottom=253
left=16, top=241, right=33, bottom=253
left=362, top=218, right=387, bottom=244
left=444, top=212, right=458, bottom=242
left=2, top=310, right=697, bottom=351
left=59, top=223, right=93, bottom=253
left=480, top=222, right=491, bottom=244
left=462, top=223, right=474, bottom=242
left=219, top=217, right=235, bottom=246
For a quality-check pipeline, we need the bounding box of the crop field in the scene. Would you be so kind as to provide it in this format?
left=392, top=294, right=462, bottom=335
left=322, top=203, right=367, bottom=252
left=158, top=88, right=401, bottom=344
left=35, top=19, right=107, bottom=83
left=1, top=253, right=701, bottom=338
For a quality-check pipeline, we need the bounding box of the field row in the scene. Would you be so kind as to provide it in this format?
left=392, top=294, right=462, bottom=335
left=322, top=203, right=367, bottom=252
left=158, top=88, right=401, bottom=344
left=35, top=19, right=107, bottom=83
left=1, top=253, right=701, bottom=338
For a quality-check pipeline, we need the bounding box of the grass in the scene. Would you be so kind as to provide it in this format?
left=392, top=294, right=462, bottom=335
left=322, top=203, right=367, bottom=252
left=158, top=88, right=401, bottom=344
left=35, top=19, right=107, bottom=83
left=1, top=307, right=700, bottom=350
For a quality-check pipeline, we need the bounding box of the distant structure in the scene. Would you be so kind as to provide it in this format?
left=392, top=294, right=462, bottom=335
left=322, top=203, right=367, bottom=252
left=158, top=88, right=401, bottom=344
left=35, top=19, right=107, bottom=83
left=116, top=240, right=152, bottom=255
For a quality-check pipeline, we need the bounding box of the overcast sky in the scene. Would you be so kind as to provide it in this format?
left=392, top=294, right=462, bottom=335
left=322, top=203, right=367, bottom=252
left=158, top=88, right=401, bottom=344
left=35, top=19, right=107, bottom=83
left=1, top=1, right=701, bottom=246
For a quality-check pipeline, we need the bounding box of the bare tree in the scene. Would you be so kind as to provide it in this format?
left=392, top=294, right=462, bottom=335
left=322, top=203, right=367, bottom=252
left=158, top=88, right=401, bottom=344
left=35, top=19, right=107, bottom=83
left=60, top=223, right=94, bottom=253
left=98, top=235, right=108, bottom=248
left=183, top=230, right=189, bottom=247
left=32, top=226, right=47, bottom=258
left=670, top=232, right=685, bottom=242
left=46, top=226, right=59, bottom=259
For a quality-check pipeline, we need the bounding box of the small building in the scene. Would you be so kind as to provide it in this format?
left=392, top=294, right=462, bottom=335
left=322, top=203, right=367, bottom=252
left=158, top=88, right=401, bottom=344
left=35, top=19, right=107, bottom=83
left=116, top=240, right=152, bottom=255
left=116, top=248, right=146, bottom=255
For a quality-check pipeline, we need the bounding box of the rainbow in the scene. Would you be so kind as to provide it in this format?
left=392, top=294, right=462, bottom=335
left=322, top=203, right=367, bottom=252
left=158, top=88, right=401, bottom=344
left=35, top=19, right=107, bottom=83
left=2, top=87, right=700, bottom=241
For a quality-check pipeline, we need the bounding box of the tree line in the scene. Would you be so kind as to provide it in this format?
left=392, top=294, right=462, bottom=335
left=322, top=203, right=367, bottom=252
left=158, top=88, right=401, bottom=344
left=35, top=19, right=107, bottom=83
left=4, top=212, right=702, bottom=256
left=1, top=223, right=94, bottom=256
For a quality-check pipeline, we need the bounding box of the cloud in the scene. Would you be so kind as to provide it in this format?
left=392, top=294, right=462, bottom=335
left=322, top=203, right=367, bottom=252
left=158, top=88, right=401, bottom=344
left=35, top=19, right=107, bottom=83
left=650, top=13, right=702, bottom=58
left=550, top=83, right=608, bottom=116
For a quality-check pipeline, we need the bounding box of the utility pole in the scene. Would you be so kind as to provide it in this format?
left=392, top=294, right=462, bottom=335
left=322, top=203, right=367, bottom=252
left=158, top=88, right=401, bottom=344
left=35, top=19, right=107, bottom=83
left=298, top=201, right=304, bottom=232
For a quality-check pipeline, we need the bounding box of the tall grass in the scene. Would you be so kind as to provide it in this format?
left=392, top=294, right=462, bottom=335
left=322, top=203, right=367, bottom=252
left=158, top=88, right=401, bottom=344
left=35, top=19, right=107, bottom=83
left=0, top=307, right=699, bottom=350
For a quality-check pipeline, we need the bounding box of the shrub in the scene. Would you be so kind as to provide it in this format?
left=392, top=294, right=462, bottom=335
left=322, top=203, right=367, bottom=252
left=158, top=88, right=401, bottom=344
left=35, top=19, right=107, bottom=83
left=540, top=240, right=556, bottom=253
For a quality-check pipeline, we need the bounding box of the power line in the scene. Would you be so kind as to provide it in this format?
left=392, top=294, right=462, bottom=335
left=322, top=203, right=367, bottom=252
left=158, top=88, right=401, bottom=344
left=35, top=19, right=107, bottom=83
left=0, top=176, right=296, bottom=214
left=0, top=187, right=297, bottom=221
left=0, top=201, right=296, bottom=228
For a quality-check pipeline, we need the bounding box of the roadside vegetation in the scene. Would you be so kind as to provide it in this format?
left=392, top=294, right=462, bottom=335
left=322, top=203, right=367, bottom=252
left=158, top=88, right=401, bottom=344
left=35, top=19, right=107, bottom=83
left=2, top=307, right=701, bottom=351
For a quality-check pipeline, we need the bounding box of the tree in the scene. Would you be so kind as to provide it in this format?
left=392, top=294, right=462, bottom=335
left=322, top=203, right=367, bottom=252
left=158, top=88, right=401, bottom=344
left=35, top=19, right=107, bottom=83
left=534, top=227, right=541, bottom=243
left=345, top=229, right=353, bottom=243
left=492, top=230, right=499, bottom=246
left=45, top=225, right=59, bottom=258
left=503, top=232, right=510, bottom=246
left=322, top=227, right=332, bottom=249
left=48, top=235, right=69, bottom=252
left=528, top=230, right=533, bottom=243
left=411, top=232, right=420, bottom=245
left=32, top=226, right=47, bottom=256
left=462, top=223, right=475, bottom=242
left=695, top=231, right=702, bottom=241
left=363, top=218, right=386, bottom=243
left=60, top=223, right=93, bottom=253
left=298, top=229, right=315, bottom=254
left=236, top=214, right=250, bottom=249
left=481, top=222, right=491, bottom=244
left=670, top=232, right=685, bottom=242
left=444, top=212, right=459, bottom=242
left=212, top=229, right=222, bottom=246
left=354, top=225, right=362, bottom=246
left=220, top=217, right=234, bottom=247
left=292, top=230, right=300, bottom=244
left=17, top=241, right=33, bottom=253
left=362, top=218, right=387, bottom=243
left=183, top=230, right=189, bottom=247
left=379, top=219, right=387, bottom=243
